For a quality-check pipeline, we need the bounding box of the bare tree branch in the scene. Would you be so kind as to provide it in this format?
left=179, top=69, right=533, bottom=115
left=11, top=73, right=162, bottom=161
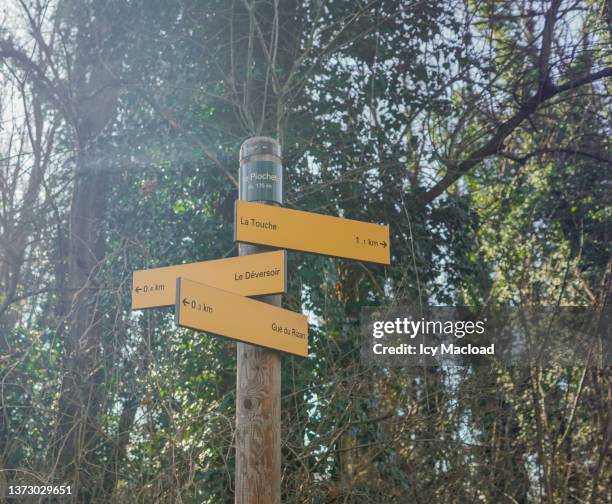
left=417, top=66, right=612, bottom=206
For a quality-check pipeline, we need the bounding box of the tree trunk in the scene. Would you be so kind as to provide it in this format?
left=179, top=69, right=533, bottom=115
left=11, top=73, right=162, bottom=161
left=51, top=6, right=120, bottom=498
left=54, top=156, right=109, bottom=492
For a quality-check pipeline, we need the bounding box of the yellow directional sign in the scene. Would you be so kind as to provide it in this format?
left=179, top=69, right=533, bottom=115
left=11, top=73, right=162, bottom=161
left=234, top=200, right=390, bottom=264
left=132, top=250, right=286, bottom=310
left=176, top=278, right=308, bottom=357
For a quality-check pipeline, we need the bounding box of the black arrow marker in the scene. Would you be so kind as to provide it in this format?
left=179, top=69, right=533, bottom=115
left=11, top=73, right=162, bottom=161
left=182, top=298, right=189, bottom=307
left=135, top=286, right=142, bottom=293
left=381, top=241, right=388, bottom=248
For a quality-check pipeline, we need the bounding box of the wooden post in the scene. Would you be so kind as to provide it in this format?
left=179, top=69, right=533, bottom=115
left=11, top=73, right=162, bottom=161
left=235, top=137, right=283, bottom=504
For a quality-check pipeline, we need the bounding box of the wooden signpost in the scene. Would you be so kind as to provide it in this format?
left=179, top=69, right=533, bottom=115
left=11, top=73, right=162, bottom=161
left=175, top=277, right=308, bottom=357
left=235, top=200, right=390, bottom=265
left=132, top=250, right=286, bottom=309
left=131, top=136, right=391, bottom=504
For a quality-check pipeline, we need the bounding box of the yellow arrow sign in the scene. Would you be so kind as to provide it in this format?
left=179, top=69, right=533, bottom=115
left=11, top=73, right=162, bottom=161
left=176, top=278, right=308, bottom=357
left=234, top=200, right=390, bottom=264
left=132, top=250, right=286, bottom=310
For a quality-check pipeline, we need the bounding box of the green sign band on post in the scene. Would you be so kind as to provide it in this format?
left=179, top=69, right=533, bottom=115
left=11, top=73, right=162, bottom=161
left=240, top=160, right=283, bottom=203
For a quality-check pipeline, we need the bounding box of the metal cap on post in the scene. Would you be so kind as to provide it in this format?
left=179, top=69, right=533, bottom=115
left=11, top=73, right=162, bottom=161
left=240, top=136, right=281, bottom=161
left=236, top=137, right=282, bottom=504
left=239, top=136, right=283, bottom=204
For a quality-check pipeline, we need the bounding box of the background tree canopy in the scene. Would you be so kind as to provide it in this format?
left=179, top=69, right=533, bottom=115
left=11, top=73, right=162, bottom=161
left=0, top=0, right=610, bottom=502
